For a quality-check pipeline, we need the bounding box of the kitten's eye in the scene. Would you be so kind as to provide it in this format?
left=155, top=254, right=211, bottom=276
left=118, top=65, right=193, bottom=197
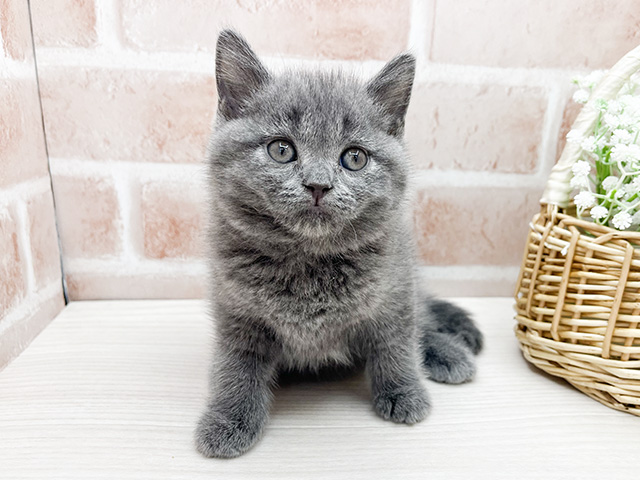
left=340, top=147, right=368, bottom=171
left=267, top=139, right=296, bottom=163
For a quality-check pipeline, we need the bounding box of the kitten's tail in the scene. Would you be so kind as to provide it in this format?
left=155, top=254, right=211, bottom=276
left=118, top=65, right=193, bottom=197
left=417, top=297, right=483, bottom=384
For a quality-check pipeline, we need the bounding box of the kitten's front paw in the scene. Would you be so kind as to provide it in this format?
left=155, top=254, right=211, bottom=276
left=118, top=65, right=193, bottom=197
left=195, top=409, right=264, bottom=458
left=373, top=383, right=431, bottom=424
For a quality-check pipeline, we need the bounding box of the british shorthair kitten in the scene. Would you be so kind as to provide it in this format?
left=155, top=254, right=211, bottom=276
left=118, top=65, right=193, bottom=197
left=196, top=30, right=483, bottom=458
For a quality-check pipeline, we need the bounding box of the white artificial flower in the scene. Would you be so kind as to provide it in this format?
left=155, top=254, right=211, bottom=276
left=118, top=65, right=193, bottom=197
left=624, top=182, right=639, bottom=195
left=573, top=89, right=590, bottom=104
left=566, top=130, right=582, bottom=144
left=583, top=70, right=605, bottom=88
left=608, top=100, right=623, bottom=115
left=570, top=175, right=590, bottom=189
left=571, top=160, right=591, bottom=177
left=572, top=70, right=605, bottom=90
left=590, top=205, right=609, bottom=220
left=624, top=100, right=640, bottom=119
left=580, top=136, right=598, bottom=152
left=563, top=73, right=640, bottom=230
left=612, top=211, right=633, bottom=230
left=574, top=191, right=597, bottom=208
left=611, top=129, right=633, bottom=145
left=611, top=144, right=640, bottom=164
left=602, top=176, right=620, bottom=191
left=618, top=112, right=639, bottom=129
left=619, top=94, right=633, bottom=106
left=618, top=95, right=640, bottom=113
left=604, top=113, right=622, bottom=129
left=595, top=136, right=608, bottom=150
left=593, top=98, right=609, bottom=112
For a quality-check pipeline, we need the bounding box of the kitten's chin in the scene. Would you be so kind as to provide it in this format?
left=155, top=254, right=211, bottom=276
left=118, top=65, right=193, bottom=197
left=286, top=206, right=341, bottom=238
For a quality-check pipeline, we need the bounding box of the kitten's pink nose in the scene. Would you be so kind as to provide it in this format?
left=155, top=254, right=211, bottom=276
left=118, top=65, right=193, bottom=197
left=304, top=183, right=332, bottom=206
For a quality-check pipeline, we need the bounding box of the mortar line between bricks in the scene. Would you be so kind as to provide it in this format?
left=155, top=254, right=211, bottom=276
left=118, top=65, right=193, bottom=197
left=48, top=157, right=546, bottom=190
left=13, top=201, right=36, bottom=295
left=60, top=261, right=519, bottom=286
left=34, top=46, right=591, bottom=89
left=409, top=169, right=545, bottom=189
left=48, top=157, right=207, bottom=183
left=0, top=282, right=62, bottom=336
left=428, top=0, right=438, bottom=63
left=0, top=177, right=52, bottom=206
left=64, top=258, right=207, bottom=277
left=0, top=57, right=36, bottom=79
left=408, top=0, right=433, bottom=63
left=95, top=0, right=123, bottom=51
left=61, top=260, right=517, bottom=282
left=110, top=168, right=137, bottom=262
left=418, top=265, right=521, bottom=280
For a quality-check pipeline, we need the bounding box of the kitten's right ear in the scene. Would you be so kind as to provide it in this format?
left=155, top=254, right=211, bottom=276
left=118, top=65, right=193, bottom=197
left=215, top=30, right=270, bottom=120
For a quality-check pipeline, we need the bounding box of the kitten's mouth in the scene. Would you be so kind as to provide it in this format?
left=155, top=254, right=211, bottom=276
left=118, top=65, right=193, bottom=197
left=288, top=203, right=334, bottom=231
left=306, top=202, right=331, bottom=216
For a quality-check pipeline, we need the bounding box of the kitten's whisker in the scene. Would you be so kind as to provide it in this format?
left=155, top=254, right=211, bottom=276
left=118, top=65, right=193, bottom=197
left=347, top=219, right=359, bottom=243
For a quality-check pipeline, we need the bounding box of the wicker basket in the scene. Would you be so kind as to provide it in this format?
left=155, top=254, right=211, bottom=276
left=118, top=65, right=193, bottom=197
left=514, top=44, right=640, bottom=416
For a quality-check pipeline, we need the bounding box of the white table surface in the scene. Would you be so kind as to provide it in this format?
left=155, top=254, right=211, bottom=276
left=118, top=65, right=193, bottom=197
left=1, top=298, right=639, bottom=479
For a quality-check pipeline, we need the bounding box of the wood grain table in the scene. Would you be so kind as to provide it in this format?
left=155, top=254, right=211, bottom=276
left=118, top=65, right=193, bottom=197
left=1, top=298, right=639, bottom=479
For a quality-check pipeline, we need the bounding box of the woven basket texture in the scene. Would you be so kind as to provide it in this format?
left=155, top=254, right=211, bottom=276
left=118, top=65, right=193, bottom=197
left=514, top=44, right=640, bottom=415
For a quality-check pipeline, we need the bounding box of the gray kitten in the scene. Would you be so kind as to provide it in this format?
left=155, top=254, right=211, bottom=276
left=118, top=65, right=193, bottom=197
left=196, top=30, right=483, bottom=458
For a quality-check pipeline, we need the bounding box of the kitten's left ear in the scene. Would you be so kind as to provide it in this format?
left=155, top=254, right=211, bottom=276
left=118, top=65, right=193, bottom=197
left=366, top=54, right=416, bottom=137
left=215, top=30, right=271, bottom=120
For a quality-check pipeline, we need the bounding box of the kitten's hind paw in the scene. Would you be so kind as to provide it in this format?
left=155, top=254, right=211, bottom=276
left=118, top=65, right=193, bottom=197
left=426, top=299, right=483, bottom=354
left=373, top=383, right=431, bottom=424
left=421, top=331, right=476, bottom=384
left=195, top=409, right=264, bottom=458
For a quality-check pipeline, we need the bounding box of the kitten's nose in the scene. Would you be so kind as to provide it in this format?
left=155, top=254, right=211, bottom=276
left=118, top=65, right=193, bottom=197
left=303, top=182, right=333, bottom=206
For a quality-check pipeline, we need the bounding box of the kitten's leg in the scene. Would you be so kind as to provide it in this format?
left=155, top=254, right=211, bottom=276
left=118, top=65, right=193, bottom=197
left=420, top=330, right=476, bottom=384
left=419, top=298, right=483, bottom=384
left=425, top=298, right=483, bottom=354
left=366, top=315, right=431, bottom=424
left=195, top=319, right=279, bottom=458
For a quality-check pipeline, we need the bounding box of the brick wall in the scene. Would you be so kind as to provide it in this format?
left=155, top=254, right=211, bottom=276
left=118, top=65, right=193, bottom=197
left=0, top=0, right=65, bottom=368
left=25, top=0, right=640, bottom=300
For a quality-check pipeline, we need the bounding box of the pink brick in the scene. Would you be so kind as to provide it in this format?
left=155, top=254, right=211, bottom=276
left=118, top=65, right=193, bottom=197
left=406, top=83, right=547, bottom=173
left=141, top=181, right=205, bottom=259
left=65, top=271, right=206, bottom=300
left=30, top=0, right=97, bottom=47
left=39, top=67, right=215, bottom=163
left=121, top=0, right=410, bottom=60
left=421, top=275, right=517, bottom=298
left=413, top=187, right=540, bottom=265
left=27, top=191, right=62, bottom=289
left=431, top=0, right=640, bottom=69
left=52, top=175, right=122, bottom=258
left=0, top=0, right=32, bottom=60
left=0, top=79, right=49, bottom=188
left=0, top=206, right=26, bottom=313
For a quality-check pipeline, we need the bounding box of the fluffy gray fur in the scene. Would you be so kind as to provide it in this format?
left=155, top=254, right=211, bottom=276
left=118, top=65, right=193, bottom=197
left=195, top=30, right=483, bottom=458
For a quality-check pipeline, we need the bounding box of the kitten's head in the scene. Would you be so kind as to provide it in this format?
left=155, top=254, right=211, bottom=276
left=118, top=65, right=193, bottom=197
left=209, top=30, right=415, bottom=246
